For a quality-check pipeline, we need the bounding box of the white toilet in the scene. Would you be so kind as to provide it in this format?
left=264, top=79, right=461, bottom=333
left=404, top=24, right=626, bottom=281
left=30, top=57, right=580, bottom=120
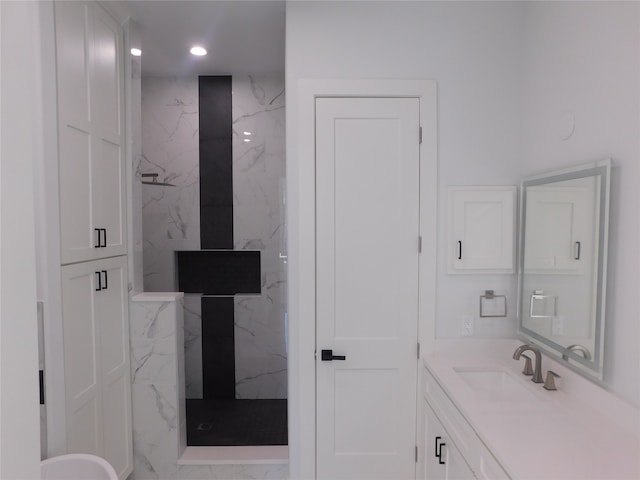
left=41, top=454, right=117, bottom=480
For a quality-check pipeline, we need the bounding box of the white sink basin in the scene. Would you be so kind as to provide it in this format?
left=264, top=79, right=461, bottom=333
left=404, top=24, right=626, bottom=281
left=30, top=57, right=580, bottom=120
left=454, top=367, right=536, bottom=402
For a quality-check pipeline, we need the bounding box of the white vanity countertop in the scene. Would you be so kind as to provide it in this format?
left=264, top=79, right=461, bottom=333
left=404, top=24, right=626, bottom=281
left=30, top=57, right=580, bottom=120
left=424, top=339, right=640, bottom=480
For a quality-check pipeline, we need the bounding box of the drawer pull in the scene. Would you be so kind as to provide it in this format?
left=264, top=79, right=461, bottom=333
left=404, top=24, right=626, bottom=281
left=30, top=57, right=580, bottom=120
left=435, top=436, right=446, bottom=465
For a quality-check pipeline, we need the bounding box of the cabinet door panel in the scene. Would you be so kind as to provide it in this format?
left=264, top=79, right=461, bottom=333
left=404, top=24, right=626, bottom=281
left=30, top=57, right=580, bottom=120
left=423, top=400, right=475, bottom=480
left=102, top=374, right=132, bottom=479
left=524, top=186, right=592, bottom=274
left=448, top=187, right=515, bottom=273
left=66, top=397, right=102, bottom=456
left=92, top=138, right=126, bottom=256
left=97, top=257, right=129, bottom=378
left=97, top=256, right=132, bottom=478
left=59, top=125, right=94, bottom=263
left=61, top=263, right=103, bottom=456
left=56, top=0, right=125, bottom=263
left=91, top=4, right=121, bottom=138
left=54, top=1, right=90, bottom=127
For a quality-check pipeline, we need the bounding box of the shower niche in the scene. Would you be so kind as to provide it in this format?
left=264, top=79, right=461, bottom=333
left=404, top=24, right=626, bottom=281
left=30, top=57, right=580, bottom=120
left=141, top=74, right=287, bottom=446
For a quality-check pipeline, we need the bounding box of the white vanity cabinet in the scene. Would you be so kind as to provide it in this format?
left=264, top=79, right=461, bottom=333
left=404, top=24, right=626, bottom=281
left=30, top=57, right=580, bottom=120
left=55, top=1, right=127, bottom=265
left=448, top=187, right=516, bottom=274
left=61, top=256, right=132, bottom=479
left=422, top=400, right=475, bottom=480
left=421, top=367, right=510, bottom=480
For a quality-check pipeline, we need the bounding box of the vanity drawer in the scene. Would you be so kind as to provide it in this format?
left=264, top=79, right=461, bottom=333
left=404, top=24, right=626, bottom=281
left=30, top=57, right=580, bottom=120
left=422, top=367, right=510, bottom=480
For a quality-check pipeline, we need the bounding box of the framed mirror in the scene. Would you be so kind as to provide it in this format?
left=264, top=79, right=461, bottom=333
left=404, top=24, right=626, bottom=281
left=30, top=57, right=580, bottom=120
left=517, top=159, right=611, bottom=380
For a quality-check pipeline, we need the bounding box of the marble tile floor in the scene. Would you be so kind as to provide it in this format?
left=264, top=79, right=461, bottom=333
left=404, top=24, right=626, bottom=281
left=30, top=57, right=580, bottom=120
left=186, top=399, right=287, bottom=446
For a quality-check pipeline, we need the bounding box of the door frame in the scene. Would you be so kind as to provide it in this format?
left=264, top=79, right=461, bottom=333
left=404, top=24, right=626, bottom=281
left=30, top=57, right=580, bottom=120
left=287, top=79, right=437, bottom=479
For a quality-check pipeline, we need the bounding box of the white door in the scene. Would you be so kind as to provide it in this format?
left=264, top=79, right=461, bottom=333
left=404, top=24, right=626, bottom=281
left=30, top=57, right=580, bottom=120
left=316, top=97, right=420, bottom=480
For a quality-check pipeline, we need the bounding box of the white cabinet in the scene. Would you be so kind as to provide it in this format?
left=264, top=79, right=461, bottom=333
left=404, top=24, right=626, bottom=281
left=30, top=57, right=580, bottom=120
left=55, top=1, right=126, bottom=264
left=448, top=187, right=516, bottom=274
left=523, top=183, right=594, bottom=274
left=421, top=367, right=510, bottom=480
left=61, top=256, right=132, bottom=479
left=422, top=400, right=475, bottom=480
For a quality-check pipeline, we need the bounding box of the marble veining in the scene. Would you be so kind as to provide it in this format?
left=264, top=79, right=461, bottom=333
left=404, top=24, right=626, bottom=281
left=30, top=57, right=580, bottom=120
left=142, top=77, right=201, bottom=293
left=129, top=299, right=186, bottom=480
left=232, top=75, right=287, bottom=399
left=141, top=74, right=287, bottom=400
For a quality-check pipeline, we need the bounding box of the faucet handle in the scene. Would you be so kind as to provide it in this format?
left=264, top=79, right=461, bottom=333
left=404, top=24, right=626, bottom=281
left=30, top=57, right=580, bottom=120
left=543, top=370, right=560, bottom=391
left=520, top=354, right=534, bottom=376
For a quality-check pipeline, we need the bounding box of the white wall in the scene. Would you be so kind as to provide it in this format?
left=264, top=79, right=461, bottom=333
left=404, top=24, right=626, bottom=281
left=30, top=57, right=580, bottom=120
left=520, top=1, right=639, bottom=406
left=286, top=1, right=639, bottom=442
left=286, top=1, right=525, bottom=343
left=0, top=1, right=45, bottom=477
left=286, top=3, right=525, bottom=476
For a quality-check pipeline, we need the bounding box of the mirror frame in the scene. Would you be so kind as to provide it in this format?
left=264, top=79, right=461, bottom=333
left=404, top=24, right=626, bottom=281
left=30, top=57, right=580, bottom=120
left=517, top=159, right=611, bottom=380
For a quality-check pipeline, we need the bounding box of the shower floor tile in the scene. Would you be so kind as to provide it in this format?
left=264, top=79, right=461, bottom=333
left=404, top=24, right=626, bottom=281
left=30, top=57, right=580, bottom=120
left=186, top=399, right=288, bottom=446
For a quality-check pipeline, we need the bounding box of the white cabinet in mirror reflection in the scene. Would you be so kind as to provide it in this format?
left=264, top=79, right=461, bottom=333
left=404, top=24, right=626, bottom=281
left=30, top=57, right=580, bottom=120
left=447, top=186, right=516, bottom=274
left=523, top=178, right=598, bottom=274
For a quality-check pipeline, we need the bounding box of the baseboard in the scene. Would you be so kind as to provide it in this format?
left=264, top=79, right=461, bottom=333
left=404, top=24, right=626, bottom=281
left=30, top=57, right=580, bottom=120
left=177, top=446, right=288, bottom=465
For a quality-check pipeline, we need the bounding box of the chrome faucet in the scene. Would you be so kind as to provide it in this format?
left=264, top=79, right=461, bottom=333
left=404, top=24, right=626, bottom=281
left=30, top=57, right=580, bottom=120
left=562, top=344, right=592, bottom=361
left=513, top=344, right=544, bottom=383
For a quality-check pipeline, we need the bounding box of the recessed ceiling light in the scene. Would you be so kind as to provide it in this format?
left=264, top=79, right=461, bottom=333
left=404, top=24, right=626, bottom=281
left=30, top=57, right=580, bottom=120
left=243, top=138, right=251, bottom=143
left=130, top=48, right=142, bottom=57
left=190, top=46, right=207, bottom=56
left=243, top=131, right=252, bottom=136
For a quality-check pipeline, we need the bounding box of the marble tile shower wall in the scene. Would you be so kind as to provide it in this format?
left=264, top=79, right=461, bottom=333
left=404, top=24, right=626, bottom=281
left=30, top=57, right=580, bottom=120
left=141, top=77, right=201, bottom=293
left=232, top=75, right=287, bottom=399
left=130, top=296, right=186, bottom=480
left=141, top=75, right=287, bottom=400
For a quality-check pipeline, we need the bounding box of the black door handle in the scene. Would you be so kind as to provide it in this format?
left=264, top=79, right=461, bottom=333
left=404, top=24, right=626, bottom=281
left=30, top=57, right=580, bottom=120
left=101, top=270, right=108, bottom=290
left=95, top=271, right=102, bottom=291
left=321, top=349, right=346, bottom=361
left=94, top=228, right=101, bottom=248
left=100, top=228, right=107, bottom=248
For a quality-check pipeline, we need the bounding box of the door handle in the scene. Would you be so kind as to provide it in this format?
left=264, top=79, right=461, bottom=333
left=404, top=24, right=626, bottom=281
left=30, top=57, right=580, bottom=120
left=457, top=240, right=462, bottom=260
left=100, top=228, right=107, bottom=248
left=321, top=349, right=346, bottom=361
left=101, top=270, right=108, bottom=290
left=94, top=228, right=101, bottom=248
left=95, top=271, right=102, bottom=291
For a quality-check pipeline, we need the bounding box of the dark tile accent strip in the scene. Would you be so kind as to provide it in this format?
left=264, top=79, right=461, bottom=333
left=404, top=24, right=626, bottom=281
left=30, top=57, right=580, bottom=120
left=176, top=250, right=261, bottom=295
left=199, top=76, right=233, bottom=249
left=202, top=297, right=235, bottom=399
left=186, top=399, right=288, bottom=446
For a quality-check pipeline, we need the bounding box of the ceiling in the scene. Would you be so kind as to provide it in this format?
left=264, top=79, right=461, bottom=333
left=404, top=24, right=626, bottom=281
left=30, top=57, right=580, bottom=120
left=123, top=1, right=285, bottom=77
